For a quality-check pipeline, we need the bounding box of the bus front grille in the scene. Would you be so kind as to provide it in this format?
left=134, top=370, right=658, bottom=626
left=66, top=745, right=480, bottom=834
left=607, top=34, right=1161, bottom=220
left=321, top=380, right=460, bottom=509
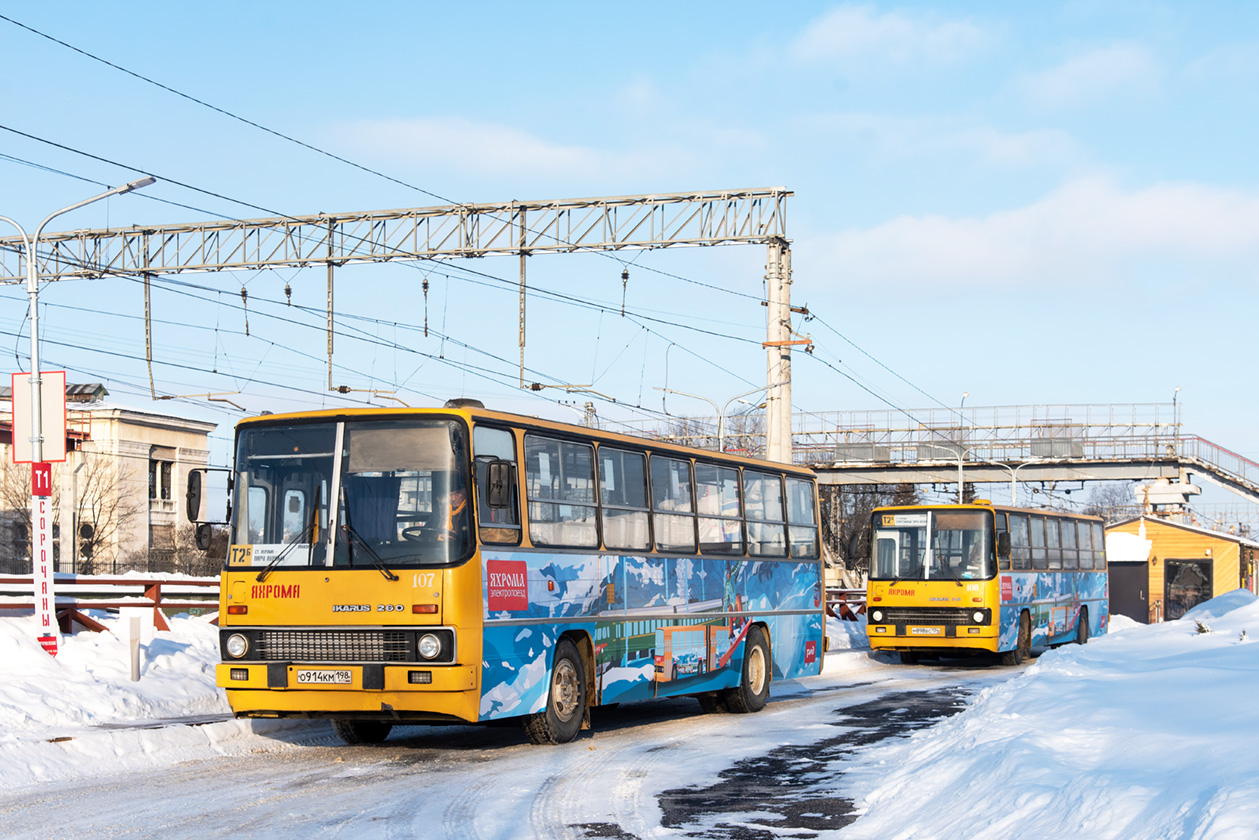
left=879, top=608, right=974, bottom=626
left=255, top=630, right=412, bottom=662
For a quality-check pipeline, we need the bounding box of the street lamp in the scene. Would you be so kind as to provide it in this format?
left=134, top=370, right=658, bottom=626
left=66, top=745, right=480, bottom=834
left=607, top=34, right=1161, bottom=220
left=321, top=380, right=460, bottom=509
left=0, top=176, right=156, bottom=656
left=919, top=441, right=971, bottom=504
left=654, top=385, right=771, bottom=452
left=0, top=177, right=155, bottom=463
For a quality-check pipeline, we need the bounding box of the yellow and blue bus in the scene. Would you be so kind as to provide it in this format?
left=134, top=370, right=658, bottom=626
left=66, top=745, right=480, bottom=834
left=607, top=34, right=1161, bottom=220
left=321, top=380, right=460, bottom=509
left=190, top=401, right=825, bottom=744
left=864, top=502, right=1108, bottom=665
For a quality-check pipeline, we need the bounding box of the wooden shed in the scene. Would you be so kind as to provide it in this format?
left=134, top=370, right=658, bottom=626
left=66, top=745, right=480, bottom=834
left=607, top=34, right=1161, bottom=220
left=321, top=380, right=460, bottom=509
left=1106, top=516, right=1258, bottom=623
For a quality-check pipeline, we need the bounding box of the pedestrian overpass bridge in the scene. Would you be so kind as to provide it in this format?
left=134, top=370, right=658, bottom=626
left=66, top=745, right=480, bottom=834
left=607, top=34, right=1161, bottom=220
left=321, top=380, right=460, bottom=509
left=619, top=403, right=1259, bottom=506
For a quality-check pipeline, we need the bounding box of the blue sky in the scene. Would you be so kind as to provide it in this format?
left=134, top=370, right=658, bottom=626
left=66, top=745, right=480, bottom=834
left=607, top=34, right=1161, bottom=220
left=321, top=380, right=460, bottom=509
left=0, top=2, right=1256, bottom=486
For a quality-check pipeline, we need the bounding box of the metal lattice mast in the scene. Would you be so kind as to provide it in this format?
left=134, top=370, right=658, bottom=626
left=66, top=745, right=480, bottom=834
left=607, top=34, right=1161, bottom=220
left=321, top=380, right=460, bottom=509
left=0, top=187, right=798, bottom=457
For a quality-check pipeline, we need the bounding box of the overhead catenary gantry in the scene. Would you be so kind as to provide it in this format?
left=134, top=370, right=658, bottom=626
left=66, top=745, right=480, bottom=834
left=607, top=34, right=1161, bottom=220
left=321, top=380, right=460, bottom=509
left=0, top=187, right=802, bottom=462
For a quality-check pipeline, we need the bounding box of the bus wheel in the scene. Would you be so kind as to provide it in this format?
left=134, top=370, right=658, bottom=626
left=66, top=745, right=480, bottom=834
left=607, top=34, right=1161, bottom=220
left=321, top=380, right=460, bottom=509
left=899, top=651, right=920, bottom=665
left=721, top=625, right=770, bottom=714
left=1076, top=608, right=1089, bottom=645
left=524, top=639, right=587, bottom=745
left=332, top=720, right=393, bottom=744
left=1001, top=612, right=1031, bottom=666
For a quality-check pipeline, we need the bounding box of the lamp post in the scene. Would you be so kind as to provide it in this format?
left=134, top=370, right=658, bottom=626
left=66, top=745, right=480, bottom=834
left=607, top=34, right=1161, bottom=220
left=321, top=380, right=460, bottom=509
left=655, top=385, right=770, bottom=452
left=919, top=441, right=972, bottom=504
left=0, top=176, right=156, bottom=657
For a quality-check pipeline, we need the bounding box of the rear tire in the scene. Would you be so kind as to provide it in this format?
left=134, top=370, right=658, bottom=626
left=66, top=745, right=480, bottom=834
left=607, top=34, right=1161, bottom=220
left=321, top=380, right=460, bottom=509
left=720, top=625, right=770, bottom=714
left=524, top=639, right=587, bottom=745
left=1076, top=607, right=1090, bottom=645
left=332, top=720, right=393, bottom=744
left=1001, top=611, right=1031, bottom=666
left=899, top=651, right=920, bottom=665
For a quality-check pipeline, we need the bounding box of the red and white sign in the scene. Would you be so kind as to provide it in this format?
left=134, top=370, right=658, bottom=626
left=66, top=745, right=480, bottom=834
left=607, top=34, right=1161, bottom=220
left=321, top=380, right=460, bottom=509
left=33, top=492, right=59, bottom=656
left=804, top=640, right=817, bottom=664
left=486, top=559, right=529, bottom=611
left=1001, top=575, right=1013, bottom=601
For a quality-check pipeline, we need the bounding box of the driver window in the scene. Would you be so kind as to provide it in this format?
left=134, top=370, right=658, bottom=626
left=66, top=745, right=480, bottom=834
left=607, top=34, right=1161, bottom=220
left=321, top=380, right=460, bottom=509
left=473, top=426, right=521, bottom=546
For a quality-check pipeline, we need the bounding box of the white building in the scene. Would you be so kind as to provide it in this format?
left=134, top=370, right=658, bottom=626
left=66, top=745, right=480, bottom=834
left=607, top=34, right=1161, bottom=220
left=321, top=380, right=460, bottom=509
left=0, top=384, right=217, bottom=574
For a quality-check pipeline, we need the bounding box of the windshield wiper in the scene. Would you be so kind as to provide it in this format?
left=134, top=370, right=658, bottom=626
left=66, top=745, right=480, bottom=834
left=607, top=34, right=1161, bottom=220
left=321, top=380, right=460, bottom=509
left=340, top=522, right=400, bottom=581
left=256, top=519, right=318, bottom=582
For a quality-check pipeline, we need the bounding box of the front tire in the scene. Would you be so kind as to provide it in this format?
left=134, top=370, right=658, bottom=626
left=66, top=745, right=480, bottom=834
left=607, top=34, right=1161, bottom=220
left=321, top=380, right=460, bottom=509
left=1001, top=611, right=1031, bottom=666
left=332, top=720, right=393, bottom=744
left=899, top=651, right=920, bottom=665
left=721, top=625, right=770, bottom=714
left=524, top=639, right=587, bottom=745
left=1076, top=607, right=1090, bottom=645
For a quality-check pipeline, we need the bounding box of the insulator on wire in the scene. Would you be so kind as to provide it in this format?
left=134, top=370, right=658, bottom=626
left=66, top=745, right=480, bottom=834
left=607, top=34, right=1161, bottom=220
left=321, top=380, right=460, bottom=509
left=284, top=282, right=292, bottom=305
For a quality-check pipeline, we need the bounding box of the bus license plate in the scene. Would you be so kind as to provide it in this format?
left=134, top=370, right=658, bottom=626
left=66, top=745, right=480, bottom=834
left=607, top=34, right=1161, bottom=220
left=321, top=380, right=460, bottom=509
left=909, top=627, right=942, bottom=636
left=296, top=669, right=352, bottom=685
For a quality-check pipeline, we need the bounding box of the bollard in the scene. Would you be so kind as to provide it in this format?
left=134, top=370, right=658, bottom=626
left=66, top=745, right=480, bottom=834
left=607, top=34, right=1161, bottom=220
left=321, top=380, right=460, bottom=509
left=130, top=616, right=141, bottom=681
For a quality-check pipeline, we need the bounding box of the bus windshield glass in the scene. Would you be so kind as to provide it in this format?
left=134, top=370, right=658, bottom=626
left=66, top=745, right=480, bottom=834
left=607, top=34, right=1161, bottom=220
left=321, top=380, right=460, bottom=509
left=871, top=509, right=993, bottom=581
left=232, top=418, right=472, bottom=569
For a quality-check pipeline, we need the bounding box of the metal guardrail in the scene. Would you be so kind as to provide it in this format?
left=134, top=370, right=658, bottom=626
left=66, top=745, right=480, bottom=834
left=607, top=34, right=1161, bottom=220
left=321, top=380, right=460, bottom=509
left=826, top=588, right=866, bottom=621
left=0, top=575, right=220, bottom=632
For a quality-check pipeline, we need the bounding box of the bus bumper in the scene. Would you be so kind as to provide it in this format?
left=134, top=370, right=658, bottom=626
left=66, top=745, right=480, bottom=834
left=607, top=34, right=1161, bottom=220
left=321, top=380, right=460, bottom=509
left=867, top=624, right=999, bottom=653
left=217, top=663, right=481, bottom=723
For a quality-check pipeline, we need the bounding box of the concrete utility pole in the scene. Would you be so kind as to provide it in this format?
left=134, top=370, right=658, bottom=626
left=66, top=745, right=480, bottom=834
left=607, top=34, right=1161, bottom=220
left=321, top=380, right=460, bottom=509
left=764, top=238, right=794, bottom=464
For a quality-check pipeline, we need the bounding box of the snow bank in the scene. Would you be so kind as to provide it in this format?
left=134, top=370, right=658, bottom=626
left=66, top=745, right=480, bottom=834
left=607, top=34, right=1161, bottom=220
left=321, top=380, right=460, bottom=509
left=838, top=589, right=1259, bottom=840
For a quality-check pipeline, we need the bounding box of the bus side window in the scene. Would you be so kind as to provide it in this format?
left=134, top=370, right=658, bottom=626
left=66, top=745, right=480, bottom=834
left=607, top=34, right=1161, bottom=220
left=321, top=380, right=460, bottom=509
left=786, top=477, right=820, bottom=559
left=744, top=471, right=786, bottom=557
left=650, top=455, right=696, bottom=553
left=599, top=447, right=650, bottom=552
left=1061, top=519, right=1079, bottom=569
left=1009, top=514, right=1030, bottom=571
left=1046, top=517, right=1062, bottom=570
left=1077, top=520, right=1094, bottom=570
left=1092, top=522, right=1106, bottom=569
left=696, top=463, right=743, bottom=555
left=525, top=435, right=599, bottom=548
left=1029, top=516, right=1048, bottom=570
left=473, top=426, right=521, bottom=546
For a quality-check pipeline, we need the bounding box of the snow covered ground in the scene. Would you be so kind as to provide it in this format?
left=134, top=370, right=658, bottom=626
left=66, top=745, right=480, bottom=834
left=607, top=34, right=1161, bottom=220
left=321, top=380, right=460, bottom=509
left=2, top=591, right=1257, bottom=838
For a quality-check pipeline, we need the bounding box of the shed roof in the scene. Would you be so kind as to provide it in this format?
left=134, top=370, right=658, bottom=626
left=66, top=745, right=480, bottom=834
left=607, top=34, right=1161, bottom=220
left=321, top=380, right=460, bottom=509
left=1107, top=515, right=1259, bottom=549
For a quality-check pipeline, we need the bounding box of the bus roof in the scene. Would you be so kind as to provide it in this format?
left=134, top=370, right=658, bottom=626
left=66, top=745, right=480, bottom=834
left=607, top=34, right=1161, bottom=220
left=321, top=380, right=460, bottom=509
left=872, top=501, right=1104, bottom=523
left=235, top=405, right=817, bottom=477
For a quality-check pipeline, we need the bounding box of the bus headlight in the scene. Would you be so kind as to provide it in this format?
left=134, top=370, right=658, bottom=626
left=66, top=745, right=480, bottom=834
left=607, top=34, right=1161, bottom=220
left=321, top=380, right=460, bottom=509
left=225, top=633, right=249, bottom=658
left=417, top=633, right=442, bottom=660
left=869, top=609, right=885, bottom=624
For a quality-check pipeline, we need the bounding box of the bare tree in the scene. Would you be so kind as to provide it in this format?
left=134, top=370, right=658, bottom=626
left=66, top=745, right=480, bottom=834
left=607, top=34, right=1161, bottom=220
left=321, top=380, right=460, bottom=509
left=1084, top=481, right=1140, bottom=524
left=0, top=452, right=145, bottom=575
left=820, top=482, right=920, bottom=579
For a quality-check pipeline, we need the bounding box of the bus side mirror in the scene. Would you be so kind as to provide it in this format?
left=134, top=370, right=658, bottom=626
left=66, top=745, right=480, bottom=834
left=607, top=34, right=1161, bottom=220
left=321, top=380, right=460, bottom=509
left=847, top=529, right=864, bottom=561
left=998, top=532, right=1011, bottom=558
left=486, top=460, right=513, bottom=509
left=186, top=470, right=202, bottom=522
left=187, top=467, right=232, bottom=525
left=195, top=523, right=214, bottom=551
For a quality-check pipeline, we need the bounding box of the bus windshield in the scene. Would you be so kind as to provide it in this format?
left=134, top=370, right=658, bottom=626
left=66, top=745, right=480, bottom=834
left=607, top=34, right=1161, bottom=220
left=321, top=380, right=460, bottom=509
left=232, top=417, right=472, bottom=569
left=871, top=509, right=993, bottom=581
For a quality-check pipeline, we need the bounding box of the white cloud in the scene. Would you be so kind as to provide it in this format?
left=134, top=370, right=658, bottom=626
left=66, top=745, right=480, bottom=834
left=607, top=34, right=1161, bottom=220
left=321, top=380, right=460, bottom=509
left=332, top=116, right=767, bottom=189
left=1020, top=44, right=1159, bottom=108
left=791, top=5, right=987, bottom=68
left=807, top=112, right=1077, bottom=167
left=814, top=178, right=1259, bottom=288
